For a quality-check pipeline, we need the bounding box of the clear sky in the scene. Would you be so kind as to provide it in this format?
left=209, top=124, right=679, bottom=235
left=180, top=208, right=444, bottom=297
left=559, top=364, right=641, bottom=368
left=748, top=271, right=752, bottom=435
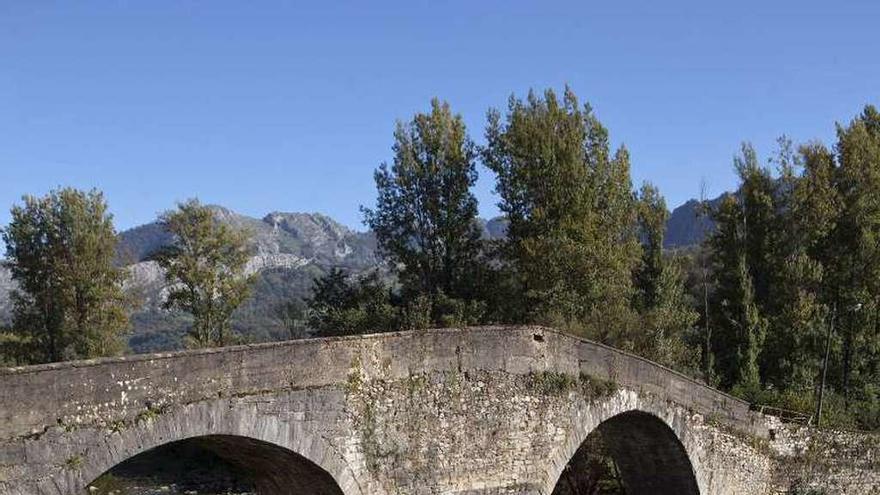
left=1, top=1, right=878, bottom=232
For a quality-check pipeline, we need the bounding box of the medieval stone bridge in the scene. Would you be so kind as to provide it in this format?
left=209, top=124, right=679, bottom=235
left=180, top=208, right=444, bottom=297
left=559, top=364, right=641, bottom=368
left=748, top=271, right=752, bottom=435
left=0, top=326, right=877, bottom=495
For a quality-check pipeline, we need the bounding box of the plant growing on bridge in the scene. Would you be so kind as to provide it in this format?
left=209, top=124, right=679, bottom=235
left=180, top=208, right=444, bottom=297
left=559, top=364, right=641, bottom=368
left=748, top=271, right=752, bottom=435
left=155, top=199, right=254, bottom=348
left=2, top=188, right=130, bottom=363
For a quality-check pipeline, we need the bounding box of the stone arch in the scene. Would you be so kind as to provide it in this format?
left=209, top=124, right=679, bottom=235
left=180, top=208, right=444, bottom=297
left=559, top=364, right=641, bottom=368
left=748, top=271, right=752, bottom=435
left=546, top=399, right=702, bottom=495
left=54, top=400, right=364, bottom=495
left=87, top=434, right=343, bottom=495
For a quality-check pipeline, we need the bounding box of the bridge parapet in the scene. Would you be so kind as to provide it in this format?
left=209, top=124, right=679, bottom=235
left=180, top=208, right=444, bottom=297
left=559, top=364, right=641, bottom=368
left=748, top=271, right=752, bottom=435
left=0, top=326, right=757, bottom=440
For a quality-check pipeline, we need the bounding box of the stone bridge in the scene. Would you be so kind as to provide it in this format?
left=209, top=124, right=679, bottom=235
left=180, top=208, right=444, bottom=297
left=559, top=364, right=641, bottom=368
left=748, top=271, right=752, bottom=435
left=0, top=326, right=877, bottom=495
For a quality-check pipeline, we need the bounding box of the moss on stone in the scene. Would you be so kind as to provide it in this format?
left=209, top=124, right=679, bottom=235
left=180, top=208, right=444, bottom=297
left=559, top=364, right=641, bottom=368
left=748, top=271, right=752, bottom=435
left=134, top=404, right=167, bottom=425
left=527, top=371, right=579, bottom=396
left=578, top=373, right=618, bottom=401
left=63, top=454, right=83, bottom=470
left=345, top=356, right=364, bottom=393
left=526, top=371, right=618, bottom=400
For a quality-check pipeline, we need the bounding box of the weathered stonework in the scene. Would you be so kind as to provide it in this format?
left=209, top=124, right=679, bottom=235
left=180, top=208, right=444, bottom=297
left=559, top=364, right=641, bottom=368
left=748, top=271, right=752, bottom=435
left=0, top=326, right=877, bottom=495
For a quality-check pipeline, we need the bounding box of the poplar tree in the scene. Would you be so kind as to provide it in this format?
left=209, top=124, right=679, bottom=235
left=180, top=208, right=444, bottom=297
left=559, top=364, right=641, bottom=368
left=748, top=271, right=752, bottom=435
left=709, top=193, right=768, bottom=390
left=635, top=183, right=699, bottom=372
left=735, top=143, right=777, bottom=311
left=2, top=188, right=129, bottom=363
left=362, top=99, right=484, bottom=306
left=760, top=139, right=831, bottom=391
left=483, top=87, right=641, bottom=341
left=823, top=106, right=880, bottom=407
left=635, top=183, right=667, bottom=310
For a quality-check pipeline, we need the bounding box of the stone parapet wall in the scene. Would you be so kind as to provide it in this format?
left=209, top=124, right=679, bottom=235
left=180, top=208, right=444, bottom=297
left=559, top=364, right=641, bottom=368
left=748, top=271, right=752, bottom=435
left=0, top=326, right=758, bottom=441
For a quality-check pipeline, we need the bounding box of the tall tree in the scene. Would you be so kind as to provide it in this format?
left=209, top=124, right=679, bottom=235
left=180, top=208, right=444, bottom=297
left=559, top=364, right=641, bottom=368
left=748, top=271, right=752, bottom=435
left=635, top=183, right=699, bottom=372
left=709, top=193, right=768, bottom=390
left=2, top=188, right=129, bottom=363
left=824, top=106, right=880, bottom=407
left=735, top=143, right=777, bottom=311
left=483, top=87, right=641, bottom=341
left=362, top=99, right=484, bottom=302
left=156, top=200, right=254, bottom=348
left=707, top=144, right=779, bottom=391
left=696, top=179, right=716, bottom=384
left=635, top=183, right=667, bottom=310
left=760, top=139, right=831, bottom=391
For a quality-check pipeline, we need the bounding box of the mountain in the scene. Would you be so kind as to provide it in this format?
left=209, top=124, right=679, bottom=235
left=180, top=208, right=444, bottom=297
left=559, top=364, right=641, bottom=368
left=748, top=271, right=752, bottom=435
left=664, top=196, right=721, bottom=249
left=0, top=198, right=720, bottom=352
left=119, top=208, right=380, bottom=352
left=477, top=216, right=509, bottom=240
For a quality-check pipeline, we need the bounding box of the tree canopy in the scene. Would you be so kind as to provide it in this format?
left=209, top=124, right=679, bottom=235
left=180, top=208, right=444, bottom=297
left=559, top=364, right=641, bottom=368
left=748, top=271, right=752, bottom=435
left=155, top=199, right=255, bottom=348
left=2, top=188, right=129, bottom=363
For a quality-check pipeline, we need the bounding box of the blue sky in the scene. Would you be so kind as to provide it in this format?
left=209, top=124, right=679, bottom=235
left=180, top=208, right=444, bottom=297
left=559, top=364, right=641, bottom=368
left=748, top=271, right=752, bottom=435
left=1, top=1, right=878, bottom=232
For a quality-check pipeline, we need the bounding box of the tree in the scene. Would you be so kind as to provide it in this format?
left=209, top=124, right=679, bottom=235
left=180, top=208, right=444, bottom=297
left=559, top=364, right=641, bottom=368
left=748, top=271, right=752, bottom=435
left=306, top=268, right=399, bottom=337
left=735, top=143, right=777, bottom=311
left=706, top=144, right=779, bottom=391
left=709, top=193, right=768, bottom=390
left=362, top=99, right=484, bottom=303
left=483, top=87, right=641, bottom=341
left=760, top=138, right=831, bottom=391
left=823, top=106, right=880, bottom=409
left=634, top=183, right=699, bottom=372
left=696, top=179, right=716, bottom=384
left=273, top=299, right=308, bottom=339
left=635, top=183, right=667, bottom=310
left=156, top=200, right=254, bottom=348
left=2, top=188, right=129, bottom=363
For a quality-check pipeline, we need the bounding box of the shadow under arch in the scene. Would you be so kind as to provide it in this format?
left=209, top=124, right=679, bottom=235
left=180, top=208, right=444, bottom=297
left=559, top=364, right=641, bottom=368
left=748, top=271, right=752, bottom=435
left=551, top=410, right=700, bottom=495
left=88, top=434, right=344, bottom=495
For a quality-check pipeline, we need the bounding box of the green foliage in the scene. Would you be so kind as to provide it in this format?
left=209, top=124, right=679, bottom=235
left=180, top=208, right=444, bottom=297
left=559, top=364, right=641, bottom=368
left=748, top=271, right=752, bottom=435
left=702, top=110, right=880, bottom=429
left=363, top=98, right=484, bottom=302
left=400, top=291, right=486, bottom=329
left=307, top=268, right=399, bottom=337
left=64, top=454, right=83, bottom=470
left=551, top=429, right=625, bottom=494
left=527, top=371, right=580, bottom=396
left=577, top=373, right=619, bottom=401
left=483, top=87, right=641, bottom=340
left=155, top=199, right=255, bottom=348
left=634, top=183, right=700, bottom=373
left=0, top=330, right=30, bottom=366
left=526, top=371, right=618, bottom=400
left=636, top=183, right=667, bottom=309
left=2, top=188, right=130, bottom=363
left=306, top=267, right=486, bottom=336
left=272, top=299, right=308, bottom=340
left=708, top=190, right=769, bottom=390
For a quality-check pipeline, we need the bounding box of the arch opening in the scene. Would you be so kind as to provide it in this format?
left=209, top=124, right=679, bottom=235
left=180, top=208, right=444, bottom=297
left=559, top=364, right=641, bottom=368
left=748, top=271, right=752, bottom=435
left=551, top=411, right=699, bottom=495
left=87, top=435, right=345, bottom=495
